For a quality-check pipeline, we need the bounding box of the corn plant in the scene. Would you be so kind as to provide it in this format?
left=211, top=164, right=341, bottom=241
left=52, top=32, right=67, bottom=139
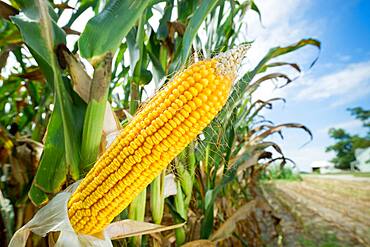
left=0, top=0, right=319, bottom=246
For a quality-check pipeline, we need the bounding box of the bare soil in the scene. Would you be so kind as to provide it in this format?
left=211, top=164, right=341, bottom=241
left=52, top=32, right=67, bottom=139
left=261, top=175, right=370, bottom=247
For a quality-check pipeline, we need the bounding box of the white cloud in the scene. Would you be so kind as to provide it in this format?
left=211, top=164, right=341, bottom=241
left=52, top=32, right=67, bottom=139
left=242, top=0, right=321, bottom=101
left=330, top=119, right=363, bottom=130
left=245, top=0, right=320, bottom=65
left=318, top=119, right=363, bottom=135
left=293, top=61, right=370, bottom=105
left=337, top=54, right=351, bottom=62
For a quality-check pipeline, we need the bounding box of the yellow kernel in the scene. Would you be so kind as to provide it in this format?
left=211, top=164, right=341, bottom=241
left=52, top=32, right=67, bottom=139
left=143, top=119, right=150, bottom=127
left=173, top=117, right=181, bottom=125
left=186, top=77, right=195, bottom=85
left=188, top=101, right=197, bottom=110
left=184, top=91, right=193, bottom=100
left=194, top=98, right=202, bottom=106
left=127, top=146, right=135, bottom=154
left=202, top=104, right=210, bottom=111
left=158, top=129, right=167, bottom=139
left=167, top=136, right=176, bottom=145
left=189, top=87, right=198, bottom=96
left=147, top=125, right=156, bottom=135
left=145, top=136, right=153, bottom=146
left=155, top=145, right=163, bottom=152
left=142, top=157, right=150, bottom=165
left=169, top=94, right=176, bottom=101
left=167, top=107, right=176, bottom=116
left=160, top=114, right=168, bottom=123
left=188, top=116, right=197, bottom=124
left=155, top=132, right=162, bottom=141
left=194, top=83, right=203, bottom=91
left=184, top=120, right=192, bottom=128
left=198, top=94, right=208, bottom=102
left=164, top=110, right=172, bottom=119
left=178, top=127, right=185, bottom=135
left=175, top=99, right=184, bottom=107
left=173, top=130, right=182, bottom=137
left=152, top=135, right=161, bottom=145
left=152, top=149, right=160, bottom=159
left=171, top=102, right=180, bottom=110
left=128, top=156, right=136, bottom=164
left=163, top=126, right=171, bottom=135
left=134, top=155, right=141, bottom=163
left=177, top=114, right=185, bottom=122
left=130, top=141, right=138, bottom=150
left=143, top=146, right=151, bottom=155
left=194, top=73, right=202, bottom=81
left=183, top=104, right=191, bottom=112
left=172, top=89, right=180, bottom=96
left=156, top=118, right=164, bottom=126
left=164, top=99, right=171, bottom=107
left=200, top=69, right=209, bottom=77
left=179, top=95, right=187, bottom=103
left=180, top=109, right=190, bottom=118
left=200, top=78, right=209, bottom=86
left=162, top=139, right=171, bottom=148
left=137, top=135, right=145, bottom=143
left=169, top=119, right=177, bottom=129
left=192, top=111, right=201, bottom=119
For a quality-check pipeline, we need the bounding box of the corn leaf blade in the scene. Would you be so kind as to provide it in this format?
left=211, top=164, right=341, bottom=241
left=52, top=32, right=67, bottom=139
left=78, top=0, right=150, bottom=60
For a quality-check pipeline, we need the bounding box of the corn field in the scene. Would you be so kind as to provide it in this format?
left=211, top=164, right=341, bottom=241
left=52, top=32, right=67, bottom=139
left=0, top=0, right=320, bottom=246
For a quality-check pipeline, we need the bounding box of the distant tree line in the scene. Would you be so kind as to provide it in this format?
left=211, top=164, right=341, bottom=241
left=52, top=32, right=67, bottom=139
left=326, top=107, right=370, bottom=169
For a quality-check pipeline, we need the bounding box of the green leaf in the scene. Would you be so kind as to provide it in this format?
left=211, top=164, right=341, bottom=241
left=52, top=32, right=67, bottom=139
left=11, top=1, right=88, bottom=201
left=157, top=0, right=173, bottom=41
left=177, top=0, right=197, bottom=23
left=11, top=7, right=65, bottom=78
left=112, top=43, right=127, bottom=79
left=28, top=184, right=49, bottom=206
left=31, top=104, right=67, bottom=193
left=147, top=27, right=166, bottom=81
left=255, top=38, right=321, bottom=74
left=150, top=171, right=165, bottom=224
left=64, top=0, right=99, bottom=28
left=78, top=0, right=150, bottom=60
left=137, top=67, right=153, bottom=85
left=251, top=1, right=262, bottom=24
left=200, top=189, right=215, bottom=238
left=0, top=79, right=19, bottom=103
left=170, top=0, right=218, bottom=72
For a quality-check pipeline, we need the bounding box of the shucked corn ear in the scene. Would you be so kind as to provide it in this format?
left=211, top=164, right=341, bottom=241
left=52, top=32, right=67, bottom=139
left=67, top=45, right=250, bottom=234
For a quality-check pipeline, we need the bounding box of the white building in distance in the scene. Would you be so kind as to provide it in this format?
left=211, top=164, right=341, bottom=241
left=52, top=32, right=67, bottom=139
left=309, top=160, right=339, bottom=174
left=351, top=148, right=370, bottom=172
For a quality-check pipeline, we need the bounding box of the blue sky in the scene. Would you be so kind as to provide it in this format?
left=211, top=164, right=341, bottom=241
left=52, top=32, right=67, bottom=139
left=245, top=0, right=370, bottom=170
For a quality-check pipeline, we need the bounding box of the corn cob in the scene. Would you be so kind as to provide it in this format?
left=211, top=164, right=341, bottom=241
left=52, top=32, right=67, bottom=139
left=67, top=45, right=250, bottom=234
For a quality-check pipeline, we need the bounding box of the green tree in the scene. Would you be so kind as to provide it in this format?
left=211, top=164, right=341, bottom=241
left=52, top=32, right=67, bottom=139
left=326, top=107, right=370, bottom=169
left=349, top=107, right=370, bottom=131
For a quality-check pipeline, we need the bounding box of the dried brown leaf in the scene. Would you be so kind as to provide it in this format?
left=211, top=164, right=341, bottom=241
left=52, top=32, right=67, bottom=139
left=181, top=240, right=215, bottom=247
left=106, top=220, right=185, bottom=240
left=210, top=199, right=260, bottom=242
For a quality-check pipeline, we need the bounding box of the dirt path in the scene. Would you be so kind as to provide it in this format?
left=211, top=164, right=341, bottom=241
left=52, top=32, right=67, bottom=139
left=306, top=174, right=370, bottom=182
left=262, top=175, right=370, bottom=247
